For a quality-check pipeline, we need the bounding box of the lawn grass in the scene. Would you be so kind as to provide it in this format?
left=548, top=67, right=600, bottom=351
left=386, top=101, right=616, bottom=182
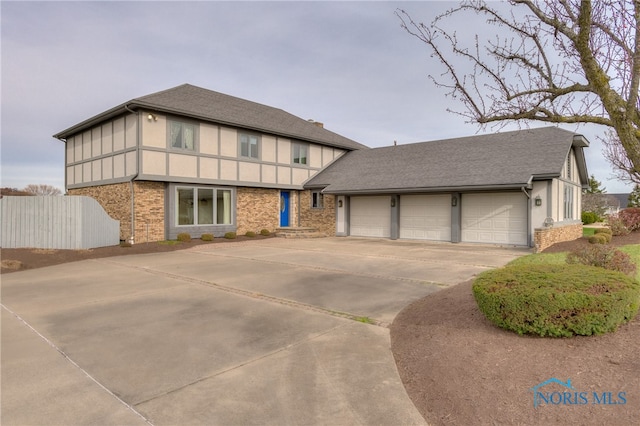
left=583, top=227, right=596, bottom=237
left=509, top=243, right=640, bottom=279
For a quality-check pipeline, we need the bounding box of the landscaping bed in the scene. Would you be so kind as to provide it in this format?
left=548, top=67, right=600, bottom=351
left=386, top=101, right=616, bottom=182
left=391, top=231, right=640, bottom=425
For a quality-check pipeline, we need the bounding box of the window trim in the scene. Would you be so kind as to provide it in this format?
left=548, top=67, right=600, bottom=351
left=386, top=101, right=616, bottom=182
left=239, top=132, right=260, bottom=160
left=175, top=186, right=233, bottom=227
left=563, top=183, right=574, bottom=220
left=311, top=190, right=324, bottom=209
left=168, top=119, right=198, bottom=151
left=292, top=142, right=309, bottom=166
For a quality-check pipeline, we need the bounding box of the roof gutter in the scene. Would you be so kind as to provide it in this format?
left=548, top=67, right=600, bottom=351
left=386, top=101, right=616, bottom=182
left=125, top=104, right=141, bottom=244
left=319, top=183, right=531, bottom=195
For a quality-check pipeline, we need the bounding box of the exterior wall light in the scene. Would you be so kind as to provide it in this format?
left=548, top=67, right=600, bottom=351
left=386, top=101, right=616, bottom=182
left=390, top=198, right=396, bottom=207
left=147, top=113, right=157, bottom=122
left=451, top=196, right=458, bottom=207
left=338, top=199, right=343, bottom=208
left=535, top=196, right=542, bottom=206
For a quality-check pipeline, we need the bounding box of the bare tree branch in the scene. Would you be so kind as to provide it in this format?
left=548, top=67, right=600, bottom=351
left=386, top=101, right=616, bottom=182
left=396, top=0, right=640, bottom=182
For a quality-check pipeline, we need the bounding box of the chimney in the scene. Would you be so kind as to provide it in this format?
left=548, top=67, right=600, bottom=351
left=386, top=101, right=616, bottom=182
left=307, top=119, right=324, bottom=128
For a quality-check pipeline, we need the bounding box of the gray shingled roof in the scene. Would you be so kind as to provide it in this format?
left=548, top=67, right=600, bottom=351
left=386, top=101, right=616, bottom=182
left=54, top=84, right=367, bottom=151
left=305, top=127, right=589, bottom=194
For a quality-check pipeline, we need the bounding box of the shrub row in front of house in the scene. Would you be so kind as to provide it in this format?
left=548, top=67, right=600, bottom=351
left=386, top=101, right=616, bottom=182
left=473, top=263, right=640, bottom=337
left=174, top=229, right=272, bottom=242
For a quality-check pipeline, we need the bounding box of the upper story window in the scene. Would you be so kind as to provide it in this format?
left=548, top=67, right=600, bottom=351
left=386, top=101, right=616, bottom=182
left=169, top=120, right=196, bottom=150
left=292, top=143, right=309, bottom=165
left=566, top=153, right=573, bottom=181
left=239, top=133, right=260, bottom=159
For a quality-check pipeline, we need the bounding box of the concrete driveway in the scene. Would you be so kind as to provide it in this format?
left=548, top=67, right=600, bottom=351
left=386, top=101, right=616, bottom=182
left=1, top=237, right=527, bottom=425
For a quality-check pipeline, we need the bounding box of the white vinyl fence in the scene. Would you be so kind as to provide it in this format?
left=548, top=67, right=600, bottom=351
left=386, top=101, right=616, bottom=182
left=1, top=196, right=120, bottom=249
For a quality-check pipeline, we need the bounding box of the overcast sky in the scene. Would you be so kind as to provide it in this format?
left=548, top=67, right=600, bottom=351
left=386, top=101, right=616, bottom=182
left=1, top=1, right=633, bottom=194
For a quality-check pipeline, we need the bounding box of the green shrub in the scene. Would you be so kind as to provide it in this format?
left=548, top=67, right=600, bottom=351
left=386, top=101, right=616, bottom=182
left=582, top=211, right=598, bottom=225
left=177, top=232, right=191, bottom=242
left=472, top=264, right=640, bottom=337
left=594, top=227, right=612, bottom=235
left=588, top=234, right=608, bottom=244
left=567, top=245, right=637, bottom=277
left=224, top=232, right=236, bottom=239
left=245, top=231, right=256, bottom=237
left=201, top=233, right=214, bottom=241
left=619, top=208, right=640, bottom=231
left=260, top=229, right=271, bottom=236
left=607, top=214, right=631, bottom=236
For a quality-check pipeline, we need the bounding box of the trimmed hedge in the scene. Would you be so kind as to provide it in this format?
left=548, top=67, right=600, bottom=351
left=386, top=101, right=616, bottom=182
left=567, top=245, right=636, bottom=277
left=582, top=211, right=598, bottom=225
left=472, top=264, right=640, bottom=337
left=177, top=232, right=191, bottom=242
left=224, top=232, right=237, bottom=239
left=260, top=229, right=271, bottom=236
left=245, top=231, right=256, bottom=237
left=201, top=233, right=214, bottom=241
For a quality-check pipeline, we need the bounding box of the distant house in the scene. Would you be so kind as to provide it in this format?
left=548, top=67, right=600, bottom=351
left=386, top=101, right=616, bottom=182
left=54, top=84, right=589, bottom=250
left=605, top=193, right=630, bottom=215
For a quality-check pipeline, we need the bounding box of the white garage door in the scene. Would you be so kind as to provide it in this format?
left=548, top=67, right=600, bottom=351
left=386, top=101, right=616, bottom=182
left=400, top=194, right=451, bottom=241
left=350, top=196, right=390, bottom=237
left=462, top=193, right=527, bottom=245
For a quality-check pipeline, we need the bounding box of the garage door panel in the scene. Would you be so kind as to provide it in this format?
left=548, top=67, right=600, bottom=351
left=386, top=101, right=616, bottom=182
left=350, top=196, right=390, bottom=238
left=399, top=194, right=451, bottom=241
left=462, top=193, right=527, bottom=246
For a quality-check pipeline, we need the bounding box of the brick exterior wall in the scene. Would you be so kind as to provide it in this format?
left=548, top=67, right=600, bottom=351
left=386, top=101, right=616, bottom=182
left=69, top=181, right=165, bottom=243
left=534, top=223, right=583, bottom=253
left=299, top=191, right=336, bottom=236
left=133, top=181, right=165, bottom=243
left=69, top=183, right=132, bottom=241
left=236, top=187, right=280, bottom=235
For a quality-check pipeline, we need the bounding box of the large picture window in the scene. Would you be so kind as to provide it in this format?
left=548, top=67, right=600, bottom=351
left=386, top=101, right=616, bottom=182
left=239, top=133, right=259, bottom=159
left=177, top=187, right=232, bottom=226
left=170, top=121, right=196, bottom=150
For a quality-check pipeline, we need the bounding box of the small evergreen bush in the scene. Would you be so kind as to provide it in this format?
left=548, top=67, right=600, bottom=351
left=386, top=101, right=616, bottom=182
left=567, top=245, right=637, bottom=277
left=593, top=228, right=612, bottom=243
left=245, top=231, right=256, bottom=237
left=588, top=234, right=608, bottom=244
left=224, top=232, right=236, bottom=239
left=582, top=211, right=598, bottom=225
left=201, top=233, right=214, bottom=241
left=472, top=264, right=640, bottom=337
left=177, top=232, right=191, bottom=242
left=260, top=229, right=271, bottom=236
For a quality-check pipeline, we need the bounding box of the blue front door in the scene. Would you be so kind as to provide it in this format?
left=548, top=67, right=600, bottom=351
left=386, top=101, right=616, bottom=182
left=280, top=191, right=290, bottom=227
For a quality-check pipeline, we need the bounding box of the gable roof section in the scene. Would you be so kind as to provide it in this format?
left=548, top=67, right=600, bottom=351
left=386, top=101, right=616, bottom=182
left=54, top=84, right=367, bottom=151
left=305, top=127, right=589, bottom=194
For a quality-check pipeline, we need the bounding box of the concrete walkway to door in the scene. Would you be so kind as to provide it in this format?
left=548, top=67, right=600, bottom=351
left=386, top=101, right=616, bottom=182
left=1, top=237, right=528, bottom=425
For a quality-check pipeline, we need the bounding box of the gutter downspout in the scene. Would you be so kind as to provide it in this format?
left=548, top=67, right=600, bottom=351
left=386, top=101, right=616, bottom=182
left=522, top=176, right=533, bottom=248
left=125, top=104, right=140, bottom=244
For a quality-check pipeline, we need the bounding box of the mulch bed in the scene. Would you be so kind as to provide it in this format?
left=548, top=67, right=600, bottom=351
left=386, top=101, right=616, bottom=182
left=391, top=232, right=640, bottom=425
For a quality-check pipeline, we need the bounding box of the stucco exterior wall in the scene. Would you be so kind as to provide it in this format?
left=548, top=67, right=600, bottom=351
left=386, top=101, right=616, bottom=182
left=533, top=223, right=583, bottom=253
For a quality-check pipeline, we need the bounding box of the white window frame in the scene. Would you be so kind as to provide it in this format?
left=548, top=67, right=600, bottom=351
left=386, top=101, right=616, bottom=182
left=564, top=184, right=574, bottom=220
left=176, top=186, right=232, bottom=226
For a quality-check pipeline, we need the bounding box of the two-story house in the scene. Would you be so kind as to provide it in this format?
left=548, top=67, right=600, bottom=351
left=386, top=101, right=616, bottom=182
left=53, top=84, right=367, bottom=243
left=54, top=84, right=589, bottom=251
